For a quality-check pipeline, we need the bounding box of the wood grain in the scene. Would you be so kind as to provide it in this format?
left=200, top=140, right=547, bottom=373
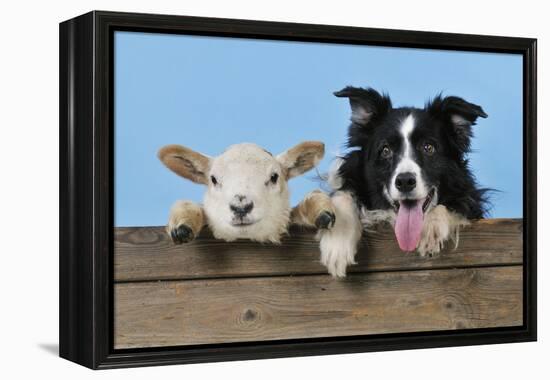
left=114, top=266, right=523, bottom=348
left=114, top=219, right=523, bottom=282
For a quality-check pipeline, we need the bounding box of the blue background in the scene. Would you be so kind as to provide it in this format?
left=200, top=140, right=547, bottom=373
left=114, top=31, right=523, bottom=227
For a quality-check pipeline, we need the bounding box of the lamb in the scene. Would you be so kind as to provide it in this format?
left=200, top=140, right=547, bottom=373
left=158, top=141, right=336, bottom=244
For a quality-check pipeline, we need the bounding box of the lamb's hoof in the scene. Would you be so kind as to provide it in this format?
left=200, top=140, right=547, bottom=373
left=315, top=211, right=336, bottom=230
left=170, top=224, right=194, bottom=244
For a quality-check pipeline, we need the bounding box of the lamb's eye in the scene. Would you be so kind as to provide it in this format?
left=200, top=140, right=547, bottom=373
left=381, top=145, right=392, bottom=159
left=210, top=175, right=218, bottom=185
left=270, top=173, right=279, bottom=184
left=423, top=143, right=436, bottom=155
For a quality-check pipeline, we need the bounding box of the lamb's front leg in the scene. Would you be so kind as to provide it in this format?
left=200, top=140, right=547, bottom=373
left=417, top=205, right=469, bottom=257
left=167, top=200, right=206, bottom=244
left=318, top=191, right=363, bottom=278
left=291, top=190, right=336, bottom=230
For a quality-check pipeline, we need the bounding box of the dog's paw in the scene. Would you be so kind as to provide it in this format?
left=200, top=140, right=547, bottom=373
left=417, top=205, right=468, bottom=257
left=169, top=224, right=195, bottom=244
left=315, top=211, right=336, bottom=230
left=417, top=211, right=450, bottom=257
left=317, top=190, right=362, bottom=278
left=417, top=224, right=446, bottom=257
left=319, top=231, right=358, bottom=278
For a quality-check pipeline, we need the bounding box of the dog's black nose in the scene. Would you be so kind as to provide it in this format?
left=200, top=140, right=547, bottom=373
left=230, top=202, right=254, bottom=217
left=395, top=172, right=416, bottom=193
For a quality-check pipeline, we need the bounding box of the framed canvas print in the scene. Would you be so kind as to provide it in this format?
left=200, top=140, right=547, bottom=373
left=59, top=11, right=537, bottom=369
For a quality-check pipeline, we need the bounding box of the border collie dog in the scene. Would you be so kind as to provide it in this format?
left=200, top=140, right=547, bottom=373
left=319, top=86, right=489, bottom=277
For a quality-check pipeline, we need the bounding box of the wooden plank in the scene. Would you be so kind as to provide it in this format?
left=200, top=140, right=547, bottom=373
left=114, top=266, right=522, bottom=348
left=114, top=219, right=523, bottom=282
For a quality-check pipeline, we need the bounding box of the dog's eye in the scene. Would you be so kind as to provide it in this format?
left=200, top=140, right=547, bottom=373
left=423, top=143, right=436, bottom=155
left=381, top=145, right=392, bottom=158
left=269, top=173, right=279, bottom=184
left=210, top=175, right=218, bottom=185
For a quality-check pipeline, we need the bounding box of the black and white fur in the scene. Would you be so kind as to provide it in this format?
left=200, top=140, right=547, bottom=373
left=319, top=86, right=489, bottom=277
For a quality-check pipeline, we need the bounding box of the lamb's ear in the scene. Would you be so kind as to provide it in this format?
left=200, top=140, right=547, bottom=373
left=277, top=141, right=325, bottom=179
left=158, top=144, right=211, bottom=184
left=427, top=96, right=488, bottom=152
left=334, top=86, right=392, bottom=126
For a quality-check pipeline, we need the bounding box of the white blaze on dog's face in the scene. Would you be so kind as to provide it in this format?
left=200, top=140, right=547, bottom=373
left=158, top=142, right=324, bottom=243
left=387, top=114, right=437, bottom=252
left=388, top=115, right=429, bottom=201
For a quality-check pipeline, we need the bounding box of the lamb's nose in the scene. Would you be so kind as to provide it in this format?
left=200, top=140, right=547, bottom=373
left=230, top=202, right=254, bottom=217
left=395, top=172, right=416, bottom=193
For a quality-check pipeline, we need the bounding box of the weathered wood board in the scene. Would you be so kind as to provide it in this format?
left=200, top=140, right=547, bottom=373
left=114, top=266, right=522, bottom=348
left=114, top=219, right=523, bottom=281
left=113, top=218, right=523, bottom=349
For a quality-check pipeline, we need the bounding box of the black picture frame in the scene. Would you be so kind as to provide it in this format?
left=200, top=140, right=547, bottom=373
left=59, top=10, right=537, bottom=369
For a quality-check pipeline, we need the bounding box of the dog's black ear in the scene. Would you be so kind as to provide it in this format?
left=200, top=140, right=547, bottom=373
left=335, top=86, right=392, bottom=148
left=427, top=95, right=488, bottom=153
left=334, top=86, right=392, bottom=126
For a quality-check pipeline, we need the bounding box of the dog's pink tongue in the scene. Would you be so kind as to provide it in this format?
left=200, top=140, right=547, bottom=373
left=394, top=200, right=424, bottom=252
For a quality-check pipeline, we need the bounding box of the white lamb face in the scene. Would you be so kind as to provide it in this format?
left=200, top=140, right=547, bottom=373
left=158, top=141, right=325, bottom=243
